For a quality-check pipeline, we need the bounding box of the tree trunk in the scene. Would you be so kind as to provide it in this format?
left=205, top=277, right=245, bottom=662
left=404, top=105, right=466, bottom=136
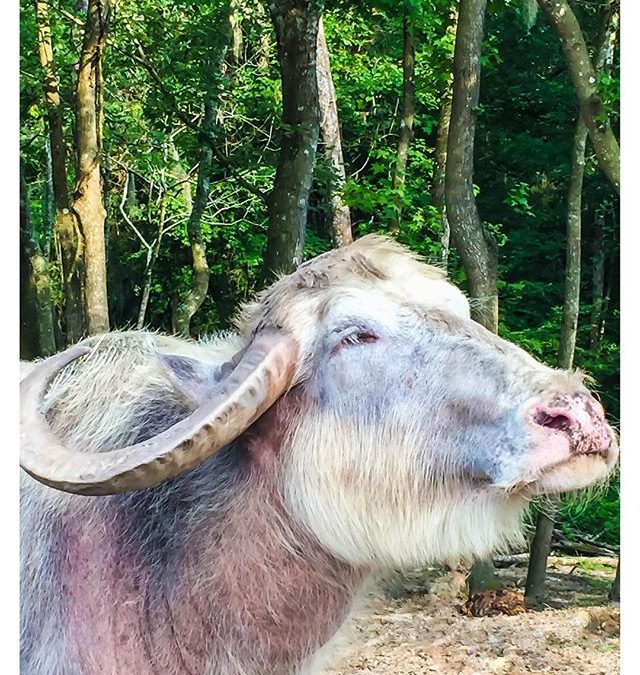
left=390, top=3, right=416, bottom=233
left=170, top=142, right=194, bottom=212
left=169, top=2, right=230, bottom=337
left=102, top=135, right=113, bottom=261
left=35, top=0, right=84, bottom=343
left=124, top=171, right=138, bottom=215
left=526, top=123, right=589, bottom=603
left=557, top=117, right=588, bottom=371
left=72, top=0, right=111, bottom=335
left=444, top=0, right=498, bottom=594
left=317, top=16, right=352, bottom=247
left=263, top=0, right=325, bottom=279
left=525, top=5, right=618, bottom=605
left=468, top=559, right=502, bottom=596
left=444, top=0, right=498, bottom=333
left=537, top=0, right=620, bottom=192
left=20, top=268, right=40, bottom=360
left=20, top=166, right=56, bottom=357
left=589, top=210, right=605, bottom=351
left=229, top=0, right=243, bottom=65
left=433, top=6, right=458, bottom=268
left=42, top=138, right=55, bottom=258
left=524, top=505, right=556, bottom=604
left=138, top=196, right=166, bottom=330
left=20, top=214, right=40, bottom=362
left=433, top=90, right=452, bottom=268
left=171, top=102, right=214, bottom=337
left=609, top=558, right=620, bottom=602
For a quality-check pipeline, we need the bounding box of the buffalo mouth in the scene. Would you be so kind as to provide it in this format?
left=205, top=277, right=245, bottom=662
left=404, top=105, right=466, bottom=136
left=503, top=400, right=618, bottom=495
left=520, top=390, right=616, bottom=487
left=437, top=415, right=618, bottom=497
left=479, top=428, right=618, bottom=497
left=525, top=437, right=618, bottom=495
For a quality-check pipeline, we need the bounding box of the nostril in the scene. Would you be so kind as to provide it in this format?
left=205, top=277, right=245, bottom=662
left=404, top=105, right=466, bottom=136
left=533, top=409, right=573, bottom=432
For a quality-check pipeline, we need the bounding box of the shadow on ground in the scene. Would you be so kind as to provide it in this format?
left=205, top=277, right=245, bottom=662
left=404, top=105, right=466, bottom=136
left=323, top=555, right=619, bottom=675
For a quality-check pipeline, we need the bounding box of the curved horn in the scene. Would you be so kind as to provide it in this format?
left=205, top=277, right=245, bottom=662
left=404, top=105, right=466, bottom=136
left=20, top=330, right=298, bottom=495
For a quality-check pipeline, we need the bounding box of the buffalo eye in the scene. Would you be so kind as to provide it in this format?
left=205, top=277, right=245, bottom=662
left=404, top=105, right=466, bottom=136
left=328, top=325, right=380, bottom=356
left=341, top=331, right=378, bottom=347
left=329, top=331, right=379, bottom=357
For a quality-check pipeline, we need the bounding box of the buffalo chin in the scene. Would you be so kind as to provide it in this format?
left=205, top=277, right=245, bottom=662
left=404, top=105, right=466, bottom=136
left=531, top=452, right=616, bottom=495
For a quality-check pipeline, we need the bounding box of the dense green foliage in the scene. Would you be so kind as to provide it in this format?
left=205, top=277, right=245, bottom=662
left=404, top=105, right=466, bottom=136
left=19, top=0, right=619, bottom=544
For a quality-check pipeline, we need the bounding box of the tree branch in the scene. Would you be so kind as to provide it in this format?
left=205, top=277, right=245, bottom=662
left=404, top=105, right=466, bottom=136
left=537, top=0, right=620, bottom=192
left=109, top=39, right=267, bottom=203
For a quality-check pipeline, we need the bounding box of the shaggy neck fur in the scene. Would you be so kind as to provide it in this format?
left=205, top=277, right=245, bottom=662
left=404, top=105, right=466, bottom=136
left=22, top=445, right=365, bottom=675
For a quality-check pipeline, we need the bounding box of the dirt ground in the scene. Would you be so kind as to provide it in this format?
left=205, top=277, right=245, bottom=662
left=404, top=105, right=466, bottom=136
left=323, top=556, right=619, bottom=675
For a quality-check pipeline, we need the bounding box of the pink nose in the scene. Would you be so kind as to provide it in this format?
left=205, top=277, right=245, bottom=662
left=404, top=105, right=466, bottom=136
left=532, top=392, right=613, bottom=457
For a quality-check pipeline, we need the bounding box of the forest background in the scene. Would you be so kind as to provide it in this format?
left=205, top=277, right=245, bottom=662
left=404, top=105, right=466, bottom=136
left=18, top=0, right=620, bottom=599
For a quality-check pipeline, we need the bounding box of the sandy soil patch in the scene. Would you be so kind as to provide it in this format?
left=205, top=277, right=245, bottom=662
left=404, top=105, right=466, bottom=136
left=323, top=556, right=619, bottom=675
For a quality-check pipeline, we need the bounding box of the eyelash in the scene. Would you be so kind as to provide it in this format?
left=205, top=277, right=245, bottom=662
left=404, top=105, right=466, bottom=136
left=340, top=331, right=379, bottom=347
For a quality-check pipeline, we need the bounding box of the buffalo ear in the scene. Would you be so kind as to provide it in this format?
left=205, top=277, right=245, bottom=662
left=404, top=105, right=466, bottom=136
left=159, top=353, right=227, bottom=405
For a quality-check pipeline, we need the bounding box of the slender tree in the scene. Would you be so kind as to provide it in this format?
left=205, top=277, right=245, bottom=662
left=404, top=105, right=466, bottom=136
left=124, top=171, right=138, bottom=215
left=34, top=0, right=83, bottom=343
left=229, top=0, right=243, bottom=64
left=117, top=168, right=166, bottom=331
left=558, top=115, right=589, bottom=372
left=172, top=1, right=232, bottom=335
left=172, top=100, right=214, bottom=336
left=20, top=164, right=56, bottom=358
left=317, top=16, right=352, bottom=247
left=432, top=6, right=458, bottom=268
left=537, top=0, right=620, bottom=192
left=444, top=0, right=498, bottom=595
left=609, top=558, right=620, bottom=602
left=589, top=207, right=606, bottom=351
left=433, top=89, right=452, bottom=266
left=20, top=229, right=40, bottom=361
left=42, top=138, right=55, bottom=263
left=263, top=0, right=325, bottom=278
left=390, top=1, right=416, bottom=233
left=525, top=1, right=618, bottom=605
left=137, top=196, right=165, bottom=330
left=72, top=0, right=112, bottom=335
left=445, top=0, right=498, bottom=334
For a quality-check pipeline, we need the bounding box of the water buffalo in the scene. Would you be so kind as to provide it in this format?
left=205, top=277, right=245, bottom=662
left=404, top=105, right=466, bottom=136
left=20, top=235, right=618, bottom=674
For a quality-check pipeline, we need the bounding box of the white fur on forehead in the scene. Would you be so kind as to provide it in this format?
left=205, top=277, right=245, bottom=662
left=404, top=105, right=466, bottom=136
left=236, top=235, right=470, bottom=335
